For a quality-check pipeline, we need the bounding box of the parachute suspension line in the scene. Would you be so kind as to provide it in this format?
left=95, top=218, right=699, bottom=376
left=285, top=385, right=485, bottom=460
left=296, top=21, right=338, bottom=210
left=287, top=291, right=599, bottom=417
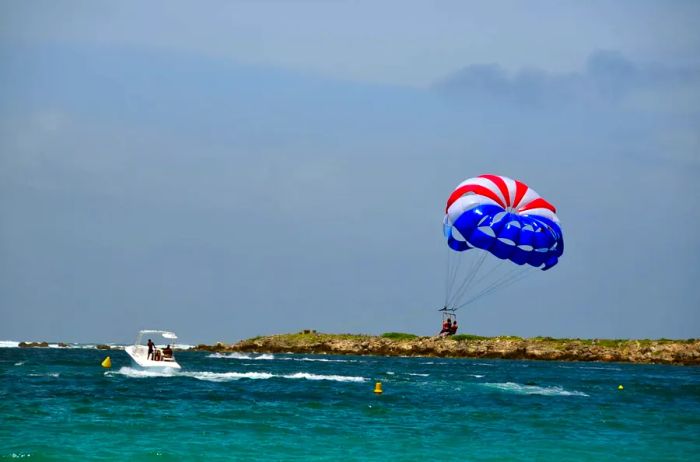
left=444, top=246, right=453, bottom=306
left=468, top=256, right=508, bottom=289
left=448, top=249, right=489, bottom=307
left=469, top=264, right=529, bottom=303
left=444, top=246, right=463, bottom=307
left=446, top=249, right=489, bottom=308
left=461, top=270, right=531, bottom=307
left=456, top=265, right=533, bottom=308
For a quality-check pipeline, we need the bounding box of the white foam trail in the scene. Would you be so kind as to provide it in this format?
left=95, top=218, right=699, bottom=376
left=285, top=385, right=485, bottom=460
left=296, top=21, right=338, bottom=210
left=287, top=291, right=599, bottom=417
left=386, top=371, right=395, bottom=375
left=282, top=372, right=366, bottom=382
left=28, top=373, right=60, bottom=378
left=106, top=367, right=178, bottom=379
left=106, top=367, right=366, bottom=383
left=14, top=361, right=25, bottom=366
left=0, top=340, right=20, bottom=348
left=558, top=364, right=620, bottom=372
left=469, top=374, right=485, bottom=378
left=483, top=382, right=588, bottom=397
left=474, top=363, right=495, bottom=367
left=581, top=366, right=622, bottom=371
left=207, top=352, right=252, bottom=359
left=188, top=371, right=274, bottom=382
left=283, top=357, right=357, bottom=363
left=407, top=373, right=429, bottom=377
left=207, top=353, right=275, bottom=360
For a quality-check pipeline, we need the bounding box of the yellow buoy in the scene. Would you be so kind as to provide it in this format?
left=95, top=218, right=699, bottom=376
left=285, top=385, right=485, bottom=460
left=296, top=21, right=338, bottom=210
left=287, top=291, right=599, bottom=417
left=618, top=384, right=624, bottom=390
left=101, top=356, right=112, bottom=368
left=373, top=382, right=383, bottom=394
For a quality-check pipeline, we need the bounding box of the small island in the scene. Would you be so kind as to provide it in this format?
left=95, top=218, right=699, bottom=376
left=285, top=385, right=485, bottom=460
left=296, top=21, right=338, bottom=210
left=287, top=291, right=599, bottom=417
left=194, top=332, right=700, bottom=365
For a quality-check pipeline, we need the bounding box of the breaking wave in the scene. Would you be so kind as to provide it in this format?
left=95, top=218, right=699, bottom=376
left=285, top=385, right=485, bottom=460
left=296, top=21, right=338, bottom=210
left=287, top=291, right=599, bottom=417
left=0, top=341, right=20, bottom=348
left=106, top=367, right=366, bottom=383
left=482, top=382, right=588, bottom=397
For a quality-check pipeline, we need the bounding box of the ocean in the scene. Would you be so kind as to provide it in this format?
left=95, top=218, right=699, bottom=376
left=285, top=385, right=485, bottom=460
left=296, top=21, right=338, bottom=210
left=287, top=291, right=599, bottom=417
left=1, top=347, right=699, bottom=461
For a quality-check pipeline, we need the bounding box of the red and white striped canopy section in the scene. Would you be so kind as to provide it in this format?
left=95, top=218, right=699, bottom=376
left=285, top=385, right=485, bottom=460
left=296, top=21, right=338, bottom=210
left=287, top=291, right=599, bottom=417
left=445, top=174, right=560, bottom=225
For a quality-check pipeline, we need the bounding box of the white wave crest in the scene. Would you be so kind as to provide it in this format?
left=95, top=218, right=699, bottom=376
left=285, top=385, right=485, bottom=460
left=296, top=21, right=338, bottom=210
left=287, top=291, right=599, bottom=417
left=207, top=352, right=252, bottom=359
left=207, top=352, right=275, bottom=360
left=407, top=373, right=429, bottom=377
left=188, top=371, right=275, bottom=382
left=0, top=340, right=20, bottom=348
left=469, top=374, right=485, bottom=378
left=483, top=382, right=588, bottom=397
left=106, top=367, right=178, bottom=379
left=283, top=357, right=357, bottom=363
left=282, top=372, right=366, bottom=382
left=106, top=367, right=366, bottom=383
left=28, top=372, right=60, bottom=378
left=14, top=361, right=26, bottom=366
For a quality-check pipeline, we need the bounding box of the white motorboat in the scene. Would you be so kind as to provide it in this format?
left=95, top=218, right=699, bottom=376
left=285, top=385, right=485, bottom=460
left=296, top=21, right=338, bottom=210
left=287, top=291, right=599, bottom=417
left=125, top=330, right=182, bottom=369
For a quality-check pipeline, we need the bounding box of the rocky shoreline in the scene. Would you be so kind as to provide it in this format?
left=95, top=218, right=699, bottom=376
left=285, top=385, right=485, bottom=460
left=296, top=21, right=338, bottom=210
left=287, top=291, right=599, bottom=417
left=193, top=332, right=700, bottom=365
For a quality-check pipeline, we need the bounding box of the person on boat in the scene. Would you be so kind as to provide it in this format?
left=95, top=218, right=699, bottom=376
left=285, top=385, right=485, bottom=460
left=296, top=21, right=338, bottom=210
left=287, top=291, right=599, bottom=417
left=147, top=339, right=154, bottom=360
left=450, top=320, right=458, bottom=336
left=439, top=318, right=452, bottom=337
left=163, top=344, right=173, bottom=359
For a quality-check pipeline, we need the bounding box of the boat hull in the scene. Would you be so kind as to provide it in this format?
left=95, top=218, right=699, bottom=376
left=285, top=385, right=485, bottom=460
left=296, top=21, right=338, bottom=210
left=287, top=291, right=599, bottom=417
left=125, top=345, right=181, bottom=369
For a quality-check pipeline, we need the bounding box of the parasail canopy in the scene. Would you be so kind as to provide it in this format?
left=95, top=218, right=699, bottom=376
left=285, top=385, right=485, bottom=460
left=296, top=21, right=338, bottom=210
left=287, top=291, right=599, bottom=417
left=442, top=174, right=564, bottom=309
left=444, top=174, right=563, bottom=270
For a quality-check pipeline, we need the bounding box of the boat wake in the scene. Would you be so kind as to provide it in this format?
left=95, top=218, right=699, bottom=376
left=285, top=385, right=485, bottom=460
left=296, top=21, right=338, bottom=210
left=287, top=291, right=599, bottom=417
left=482, top=382, right=588, bottom=397
left=106, top=367, right=366, bottom=383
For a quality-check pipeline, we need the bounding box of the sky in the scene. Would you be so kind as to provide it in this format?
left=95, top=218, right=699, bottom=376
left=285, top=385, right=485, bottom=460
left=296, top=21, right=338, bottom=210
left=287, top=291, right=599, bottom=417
left=1, top=1, right=698, bottom=344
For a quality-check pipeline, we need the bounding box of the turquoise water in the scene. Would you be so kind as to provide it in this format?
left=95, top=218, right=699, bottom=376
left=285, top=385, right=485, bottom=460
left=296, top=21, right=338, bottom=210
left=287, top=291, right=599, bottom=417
left=1, top=348, right=699, bottom=461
